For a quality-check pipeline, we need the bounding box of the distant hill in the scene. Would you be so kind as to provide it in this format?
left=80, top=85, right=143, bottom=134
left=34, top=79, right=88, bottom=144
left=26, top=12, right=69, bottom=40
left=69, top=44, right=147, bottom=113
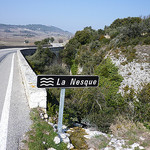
left=0, top=24, right=73, bottom=46
left=0, top=24, right=72, bottom=35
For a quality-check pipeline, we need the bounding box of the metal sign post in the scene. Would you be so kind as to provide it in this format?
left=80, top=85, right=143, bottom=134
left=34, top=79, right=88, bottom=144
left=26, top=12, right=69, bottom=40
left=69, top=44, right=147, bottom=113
left=57, top=88, right=65, bottom=133
left=37, top=75, right=99, bottom=133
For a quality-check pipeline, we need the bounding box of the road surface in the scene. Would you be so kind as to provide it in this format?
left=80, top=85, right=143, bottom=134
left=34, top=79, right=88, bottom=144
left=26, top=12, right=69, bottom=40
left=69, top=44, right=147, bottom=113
left=0, top=48, right=32, bottom=150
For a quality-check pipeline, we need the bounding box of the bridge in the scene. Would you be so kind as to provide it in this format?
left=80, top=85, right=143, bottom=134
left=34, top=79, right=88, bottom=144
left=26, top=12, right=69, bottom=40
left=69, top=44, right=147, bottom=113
left=0, top=45, right=64, bottom=56
left=0, top=46, right=63, bottom=149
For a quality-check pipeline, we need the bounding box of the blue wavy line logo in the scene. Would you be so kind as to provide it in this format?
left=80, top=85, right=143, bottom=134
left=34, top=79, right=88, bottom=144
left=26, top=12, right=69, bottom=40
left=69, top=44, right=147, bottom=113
left=40, top=78, right=54, bottom=86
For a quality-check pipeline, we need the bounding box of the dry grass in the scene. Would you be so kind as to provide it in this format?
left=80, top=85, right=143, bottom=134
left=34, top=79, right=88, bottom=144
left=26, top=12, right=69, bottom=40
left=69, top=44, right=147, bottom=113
left=0, top=28, right=70, bottom=46
left=110, top=116, right=150, bottom=149
left=86, top=135, right=110, bottom=150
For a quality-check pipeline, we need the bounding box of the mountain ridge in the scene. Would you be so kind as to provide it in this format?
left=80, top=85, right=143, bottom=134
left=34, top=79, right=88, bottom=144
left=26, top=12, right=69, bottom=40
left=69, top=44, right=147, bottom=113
left=0, top=23, right=72, bottom=35
left=0, top=23, right=73, bottom=46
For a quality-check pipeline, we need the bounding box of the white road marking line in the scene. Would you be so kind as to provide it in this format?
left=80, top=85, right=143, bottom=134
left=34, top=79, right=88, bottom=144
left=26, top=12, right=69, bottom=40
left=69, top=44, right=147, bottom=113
left=0, top=53, right=15, bottom=150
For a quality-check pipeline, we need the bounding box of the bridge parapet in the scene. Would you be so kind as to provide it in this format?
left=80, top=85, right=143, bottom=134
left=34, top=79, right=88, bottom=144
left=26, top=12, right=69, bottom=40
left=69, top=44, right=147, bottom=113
left=17, top=49, right=47, bottom=110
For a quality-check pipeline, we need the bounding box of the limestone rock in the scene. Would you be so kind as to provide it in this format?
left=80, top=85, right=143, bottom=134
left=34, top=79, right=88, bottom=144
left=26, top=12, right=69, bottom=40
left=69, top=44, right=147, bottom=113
left=54, top=136, right=60, bottom=144
left=47, top=148, right=56, bottom=150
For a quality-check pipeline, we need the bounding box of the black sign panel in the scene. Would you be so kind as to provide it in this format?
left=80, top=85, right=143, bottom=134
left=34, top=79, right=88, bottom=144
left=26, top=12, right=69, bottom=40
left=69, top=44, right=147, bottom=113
left=37, top=75, right=99, bottom=88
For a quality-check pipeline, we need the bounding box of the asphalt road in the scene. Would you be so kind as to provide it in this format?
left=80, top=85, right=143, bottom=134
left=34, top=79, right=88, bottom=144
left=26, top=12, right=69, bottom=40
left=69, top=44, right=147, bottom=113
left=0, top=48, right=32, bottom=150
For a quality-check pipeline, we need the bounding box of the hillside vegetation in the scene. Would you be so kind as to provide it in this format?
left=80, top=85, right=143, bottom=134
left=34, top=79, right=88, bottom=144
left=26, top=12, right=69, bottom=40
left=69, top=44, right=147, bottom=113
left=26, top=16, right=150, bottom=134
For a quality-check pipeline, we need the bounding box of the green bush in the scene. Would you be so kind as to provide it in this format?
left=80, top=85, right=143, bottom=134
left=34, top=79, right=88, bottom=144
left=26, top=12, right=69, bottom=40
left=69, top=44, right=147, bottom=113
left=133, top=83, right=150, bottom=122
left=71, top=60, right=78, bottom=75
left=44, top=64, right=69, bottom=75
left=120, top=46, right=137, bottom=62
left=95, top=58, right=123, bottom=96
left=143, top=36, right=150, bottom=44
left=26, top=45, right=56, bottom=74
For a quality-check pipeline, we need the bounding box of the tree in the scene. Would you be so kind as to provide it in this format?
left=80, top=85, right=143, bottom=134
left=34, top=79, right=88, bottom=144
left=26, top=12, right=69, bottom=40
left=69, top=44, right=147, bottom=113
left=24, top=40, right=29, bottom=44
left=27, top=45, right=56, bottom=73
left=50, top=37, right=55, bottom=43
left=60, top=38, right=79, bottom=67
left=95, top=58, right=123, bottom=101
left=75, top=30, right=91, bottom=45
left=110, top=17, right=142, bottom=28
left=34, top=41, right=41, bottom=45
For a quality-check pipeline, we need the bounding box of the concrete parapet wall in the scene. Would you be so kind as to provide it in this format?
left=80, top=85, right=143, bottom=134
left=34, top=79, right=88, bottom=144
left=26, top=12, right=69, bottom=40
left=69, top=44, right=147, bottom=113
left=17, top=49, right=47, bottom=109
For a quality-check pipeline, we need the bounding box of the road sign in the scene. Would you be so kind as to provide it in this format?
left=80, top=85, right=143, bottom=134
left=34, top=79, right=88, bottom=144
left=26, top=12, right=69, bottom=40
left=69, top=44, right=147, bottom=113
left=37, top=75, right=99, bottom=133
left=37, top=75, right=99, bottom=88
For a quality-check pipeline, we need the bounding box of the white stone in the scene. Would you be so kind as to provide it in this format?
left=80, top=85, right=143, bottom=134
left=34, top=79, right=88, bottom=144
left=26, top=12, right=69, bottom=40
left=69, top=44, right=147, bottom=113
left=139, top=146, right=144, bottom=149
left=63, top=137, right=70, bottom=143
left=88, top=148, right=95, bottom=150
left=54, top=136, right=60, bottom=144
left=84, top=128, right=108, bottom=139
left=59, top=133, right=67, bottom=139
left=40, top=113, right=43, bottom=117
left=47, top=148, right=56, bottom=150
left=48, top=122, right=54, bottom=126
left=43, top=141, right=46, bottom=144
left=44, top=114, right=48, bottom=119
left=65, top=133, right=70, bottom=137
left=67, top=143, right=74, bottom=149
left=131, top=143, right=140, bottom=149
left=139, top=136, right=145, bottom=141
left=62, top=125, right=67, bottom=129
left=104, top=147, right=112, bottom=150
left=106, top=52, right=150, bottom=95
left=84, top=135, right=91, bottom=139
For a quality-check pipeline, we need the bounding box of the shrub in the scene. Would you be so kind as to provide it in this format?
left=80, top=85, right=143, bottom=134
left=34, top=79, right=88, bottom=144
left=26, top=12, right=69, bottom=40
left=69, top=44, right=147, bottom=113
left=133, top=83, right=150, bottom=122
left=95, top=58, right=123, bottom=96
left=26, top=45, right=56, bottom=74
left=143, top=36, right=150, bottom=44
left=44, top=64, right=69, bottom=75
left=71, top=60, right=78, bottom=75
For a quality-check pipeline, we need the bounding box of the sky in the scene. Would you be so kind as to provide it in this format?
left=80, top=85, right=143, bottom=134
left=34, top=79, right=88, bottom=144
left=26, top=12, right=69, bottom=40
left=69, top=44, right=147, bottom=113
left=0, top=0, right=150, bottom=33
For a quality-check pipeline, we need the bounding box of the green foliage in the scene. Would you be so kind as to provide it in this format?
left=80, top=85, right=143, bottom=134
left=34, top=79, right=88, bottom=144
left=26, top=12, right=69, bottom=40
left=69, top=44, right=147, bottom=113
left=120, top=46, right=137, bottom=62
left=34, top=37, right=54, bottom=46
left=26, top=45, right=56, bottom=74
left=95, top=58, right=123, bottom=96
left=61, top=58, right=124, bottom=132
left=47, top=89, right=73, bottom=125
left=75, top=30, right=91, bottom=45
left=134, top=83, right=150, bottom=122
left=60, top=26, right=104, bottom=68
left=34, top=41, right=41, bottom=45
left=27, top=109, right=67, bottom=150
left=137, top=83, right=150, bottom=104
left=143, top=36, right=150, bottom=44
left=67, top=127, right=88, bottom=149
left=50, top=37, right=55, bottom=43
left=24, top=40, right=29, bottom=43
left=75, top=45, right=105, bottom=75
left=110, top=17, right=142, bottom=28
left=105, top=16, right=150, bottom=48
left=47, top=90, right=59, bottom=124
left=44, top=64, right=69, bottom=75
left=71, top=60, right=78, bottom=75
left=26, top=16, right=150, bottom=134
left=60, top=38, right=79, bottom=67
left=121, top=84, right=150, bottom=123
left=100, top=36, right=110, bottom=44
